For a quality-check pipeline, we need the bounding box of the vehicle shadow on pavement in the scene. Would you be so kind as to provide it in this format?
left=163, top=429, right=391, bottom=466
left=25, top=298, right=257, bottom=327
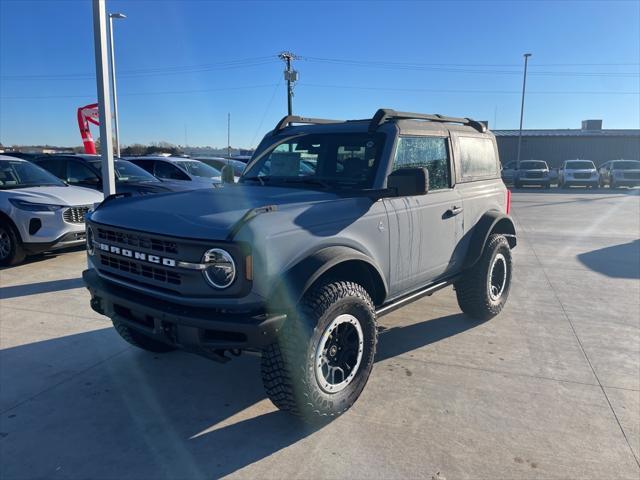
left=577, top=239, right=640, bottom=279
left=0, top=277, right=85, bottom=299
left=0, top=245, right=85, bottom=272
left=0, top=310, right=476, bottom=479
left=376, top=313, right=474, bottom=362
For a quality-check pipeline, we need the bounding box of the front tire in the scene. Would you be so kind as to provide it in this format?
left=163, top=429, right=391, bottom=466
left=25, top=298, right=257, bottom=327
left=455, top=234, right=513, bottom=321
left=0, top=221, right=26, bottom=267
left=261, top=281, right=377, bottom=420
left=112, top=320, right=176, bottom=353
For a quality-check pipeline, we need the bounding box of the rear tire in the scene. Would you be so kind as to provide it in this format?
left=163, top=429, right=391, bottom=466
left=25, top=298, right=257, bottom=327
left=0, top=221, right=26, bottom=267
left=261, top=281, right=377, bottom=420
left=455, top=234, right=513, bottom=321
left=112, top=320, right=176, bottom=353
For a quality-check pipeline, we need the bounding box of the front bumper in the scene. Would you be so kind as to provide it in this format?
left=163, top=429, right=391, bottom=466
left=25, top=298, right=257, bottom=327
left=23, top=230, right=86, bottom=254
left=516, top=178, right=550, bottom=186
left=83, top=268, right=286, bottom=352
left=563, top=179, right=599, bottom=186
left=611, top=178, right=640, bottom=187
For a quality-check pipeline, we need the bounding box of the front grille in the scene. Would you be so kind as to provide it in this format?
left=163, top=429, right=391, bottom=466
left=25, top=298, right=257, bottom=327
left=99, top=253, right=181, bottom=285
left=63, top=206, right=90, bottom=224
left=624, top=172, right=640, bottom=179
left=97, top=227, right=178, bottom=255
left=526, top=171, right=543, bottom=178
left=573, top=173, right=591, bottom=179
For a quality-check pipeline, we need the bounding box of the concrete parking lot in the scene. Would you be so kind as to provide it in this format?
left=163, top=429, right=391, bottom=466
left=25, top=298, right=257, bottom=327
left=1, top=189, right=639, bottom=479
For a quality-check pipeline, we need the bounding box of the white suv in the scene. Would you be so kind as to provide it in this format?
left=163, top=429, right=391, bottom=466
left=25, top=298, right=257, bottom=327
left=0, top=155, right=103, bottom=266
left=559, top=159, right=599, bottom=189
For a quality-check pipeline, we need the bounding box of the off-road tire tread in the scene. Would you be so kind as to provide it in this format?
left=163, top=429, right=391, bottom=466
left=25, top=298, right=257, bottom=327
left=261, top=281, right=376, bottom=419
left=455, top=234, right=512, bottom=321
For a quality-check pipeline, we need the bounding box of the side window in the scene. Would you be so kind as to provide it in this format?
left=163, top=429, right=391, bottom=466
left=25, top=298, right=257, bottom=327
left=155, top=161, right=189, bottom=180
left=458, top=136, right=499, bottom=180
left=36, top=158, right=66, bottom=178
left=393, top=136, right=450, bottom=190
left=67, top=161, right=99, bottom=184
left=256, top=143, right=319, bottom=177
left=133, top=160, right=154, bottom=174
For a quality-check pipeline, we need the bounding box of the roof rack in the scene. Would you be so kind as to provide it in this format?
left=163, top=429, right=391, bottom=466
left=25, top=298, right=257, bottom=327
left=273, top=115, right=343, bottom=135
left=368, top=108, right=487, bottom=133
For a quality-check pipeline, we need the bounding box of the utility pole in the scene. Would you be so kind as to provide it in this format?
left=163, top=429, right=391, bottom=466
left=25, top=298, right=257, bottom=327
left=279, top=51, right=298, bottom=115
left=92, top=0, right=116, bottom=197
left=227, top=112, right=231, bottom=159
left=516, top=53, right=532, bottom=170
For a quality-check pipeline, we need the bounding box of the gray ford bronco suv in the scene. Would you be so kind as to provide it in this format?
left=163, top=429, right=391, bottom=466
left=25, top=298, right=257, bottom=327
left=83, top=109, right=516, bottom=420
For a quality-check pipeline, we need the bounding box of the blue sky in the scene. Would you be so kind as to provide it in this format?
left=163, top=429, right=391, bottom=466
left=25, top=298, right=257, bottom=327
left=1, top=0, right=638, bottom=148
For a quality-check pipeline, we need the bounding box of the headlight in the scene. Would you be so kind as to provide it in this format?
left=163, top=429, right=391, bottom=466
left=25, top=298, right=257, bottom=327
left=9, top=199, right=63, bottom=211
left=86, top=225, right=95, bottom=256
left=202, top=248, right=236, bottom=288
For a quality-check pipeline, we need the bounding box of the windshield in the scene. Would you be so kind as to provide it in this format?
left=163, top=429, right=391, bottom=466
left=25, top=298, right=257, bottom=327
left=520, top=161, right=548, bottom=170
left=177, top=160, right=221, bottom=178
left=89, top=160, right=160, bottom=183
left=612, top=160, right=640, bottom=170
left=242, top=133, right=385, bottom=189
left=566, top=161, right=595, bottom=169
left=0, top=159, right=66, bottom=189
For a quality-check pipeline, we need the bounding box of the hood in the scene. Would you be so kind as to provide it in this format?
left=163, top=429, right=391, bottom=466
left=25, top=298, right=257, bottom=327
left=157, top=179, right=208, bottom=191
left=566, top=169, right=597, bottom=173
left=89, top=184, right=359, bottom=239
left=2, top=185, right=103, bottom=206
left=116, top=182, right=173, bottom=195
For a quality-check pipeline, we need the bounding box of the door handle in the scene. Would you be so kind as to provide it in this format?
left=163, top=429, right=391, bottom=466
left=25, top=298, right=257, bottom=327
left=445, top=206, right=464, bottom=217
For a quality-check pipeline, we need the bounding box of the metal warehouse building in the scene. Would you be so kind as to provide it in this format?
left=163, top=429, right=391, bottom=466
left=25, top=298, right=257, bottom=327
left=493, top=120, right=640, bottom=168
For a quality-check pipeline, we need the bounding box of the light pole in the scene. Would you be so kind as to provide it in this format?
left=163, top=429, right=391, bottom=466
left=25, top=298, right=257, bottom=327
left=516, top=53, right=532, bottom=170
left=108, top=12, right=126, bottom=158
left=92, top=0, right=115, bottom=197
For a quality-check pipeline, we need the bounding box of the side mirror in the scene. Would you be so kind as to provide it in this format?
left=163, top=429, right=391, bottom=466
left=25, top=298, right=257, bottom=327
left=387, top=167, right=429, bottom=197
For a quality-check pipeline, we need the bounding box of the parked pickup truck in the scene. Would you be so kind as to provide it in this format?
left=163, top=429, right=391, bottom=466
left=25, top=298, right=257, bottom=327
left=83, top=109, right=516, bottom=420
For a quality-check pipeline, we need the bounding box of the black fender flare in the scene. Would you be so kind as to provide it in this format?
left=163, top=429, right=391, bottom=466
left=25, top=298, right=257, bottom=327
left=269, top=245, right=388, bottom=309
left=463, top=211, right=516, bottom=270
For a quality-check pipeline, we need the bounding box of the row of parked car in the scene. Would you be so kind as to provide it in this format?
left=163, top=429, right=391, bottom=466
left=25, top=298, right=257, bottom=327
left=501, top=159, right=640, bottom=189
left=0, top=153, right=247, bottom=265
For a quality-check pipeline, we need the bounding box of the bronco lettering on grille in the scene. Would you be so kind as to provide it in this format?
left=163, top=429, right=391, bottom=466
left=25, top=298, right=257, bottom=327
left=97, top=242, right=177, bottom=267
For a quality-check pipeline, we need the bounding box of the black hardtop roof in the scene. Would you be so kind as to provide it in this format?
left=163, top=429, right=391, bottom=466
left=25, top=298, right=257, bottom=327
left=272, top=108, right=488, bottom=136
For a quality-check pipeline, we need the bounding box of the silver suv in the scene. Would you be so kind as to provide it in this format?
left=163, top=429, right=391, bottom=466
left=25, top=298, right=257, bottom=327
left=83, top=109, right=516, bottom=420
left=559, top=159, right=599, bottom=188
left=0, top=156, right=102, bottom=266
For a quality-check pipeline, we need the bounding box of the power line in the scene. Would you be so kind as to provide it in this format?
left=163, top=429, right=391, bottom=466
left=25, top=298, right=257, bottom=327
left=2, top=83, right=637, bottom=101
left=4, top=55, right=638, bottom=81
left=298, top=83, right=640, bottom=95
left=302, top=57, right=639, bottom=77
left=0, top=56, right=278, bottom=80
left=0, top=83, right=280, bottom=99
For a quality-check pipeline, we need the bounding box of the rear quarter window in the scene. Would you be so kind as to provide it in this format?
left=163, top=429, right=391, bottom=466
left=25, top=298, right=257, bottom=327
left=458, top=136, right=499, bottom=180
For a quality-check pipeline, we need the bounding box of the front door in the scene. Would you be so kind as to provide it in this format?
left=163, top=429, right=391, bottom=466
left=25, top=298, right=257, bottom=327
left=383, top=135, right=464, bottom=295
